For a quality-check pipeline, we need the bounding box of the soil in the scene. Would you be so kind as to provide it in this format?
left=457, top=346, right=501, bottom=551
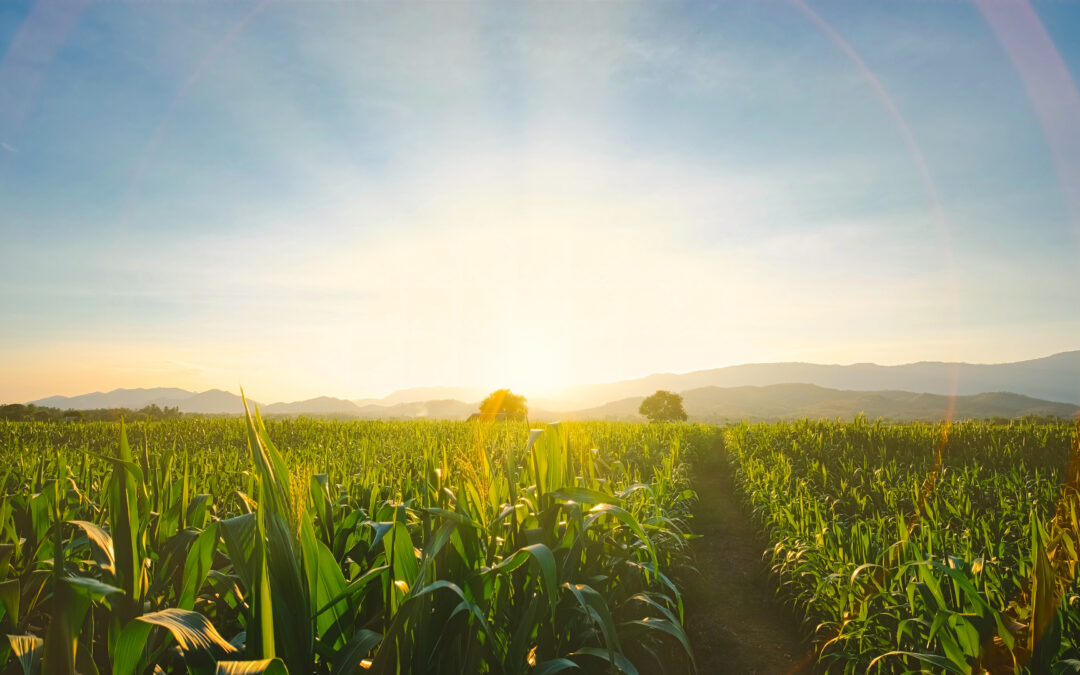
left=684, top=457, right=815, bottom=674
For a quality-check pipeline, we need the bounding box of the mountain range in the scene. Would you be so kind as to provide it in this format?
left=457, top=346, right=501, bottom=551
left=572, top=385, right=1078, bottom=422
left=552, top=350, right=1080, bottom=408
left=23, top=350, right=1080, bottom=421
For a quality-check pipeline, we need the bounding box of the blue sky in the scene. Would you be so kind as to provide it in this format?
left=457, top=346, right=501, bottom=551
left=1, top=0, right=1079, bottom=402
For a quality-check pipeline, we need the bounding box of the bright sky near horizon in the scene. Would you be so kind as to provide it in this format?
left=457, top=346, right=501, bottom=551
left=2, top=1, right=1080, bottom=403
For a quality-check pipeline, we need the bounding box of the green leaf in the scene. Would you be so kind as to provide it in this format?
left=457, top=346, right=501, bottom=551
left=110, top=423, right=144, bottom=623
left=241, top=394, right=313, bottom=672
left=1029, top=518, right=1058, bottom=660
left=568, top=646, right=639, bottom=675
left=219, top=513, right=258, bottom=591
left=179, top=523, right=219, bottom=611
left=620, top=618, right=695, bottom=669
left=316, top=565, right=388, bottom=618
left=0, top=543, right=17, bottom=580
left=532, top=659, right=580, bottom=675
left=563, top=584, right=622, bottom=662
left=384, top=521, right=419, bottom=593
left=69, top=520, right=116, bottom=576
left=329, top=630, right=381, bottom=675
left=585, top=504, right=657, bottom=570
left=411, top=518, right=457, bottom=589
left=215, top=659, right=289, bottom=675
left=6, top=634, right=43, bottom=675
left=371, top=580, right=497, bottom=672
left=135, top=608, right=238, bottom=660
left=63, top=574, right=123, bottom=602
left=111, top=620, right=154, bottom=675
left=0, top=579, right=19, bottom=625
left=299, top=517, right=349, bottom=644
left=867, top=650, right=970, bottom=674
left=549, top=487, right=622, bottom=506
left=185, top=494, right=213, bottom=530
left=490, top=544, right=558, bottom=613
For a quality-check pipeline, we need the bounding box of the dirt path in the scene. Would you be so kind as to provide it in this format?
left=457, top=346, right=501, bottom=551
left=684, top=458, right=814, bottom=674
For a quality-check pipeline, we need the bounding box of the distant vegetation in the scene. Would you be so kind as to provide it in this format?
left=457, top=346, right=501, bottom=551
left=8, top=383, right=1079, bottom=423
left=639, top=390, right=687, bottom=422
left=475, top=388, right=528, bottom=421
left=0, top=402, right=182, bottom=422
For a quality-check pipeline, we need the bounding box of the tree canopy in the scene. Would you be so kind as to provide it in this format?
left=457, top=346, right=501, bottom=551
left=0, top=403, right=182, bottom=423
left=477, top=389, right=528, bottom=421
left=638, top=390, right=687, bottom=422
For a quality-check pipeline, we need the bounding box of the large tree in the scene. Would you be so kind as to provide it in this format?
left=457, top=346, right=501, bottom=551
left=477, top=389, right=528, bottom=421
left=638, top=390, right=687, bottom=422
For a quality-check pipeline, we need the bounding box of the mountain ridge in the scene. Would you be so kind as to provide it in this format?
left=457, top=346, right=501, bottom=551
left=551, top=350, right=1080, bottom=407
left=20, top=350, right=1080, bottom=417
left=565, top=384, right=1078, bottom=422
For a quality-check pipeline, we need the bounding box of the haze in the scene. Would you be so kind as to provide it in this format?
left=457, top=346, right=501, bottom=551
left=2, top=1, right=1080, bottom=403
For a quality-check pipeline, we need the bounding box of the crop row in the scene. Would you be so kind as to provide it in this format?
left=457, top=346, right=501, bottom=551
left=722, top=418, right=1080, bottom=673
left=0, top=413, right=715, bottom=674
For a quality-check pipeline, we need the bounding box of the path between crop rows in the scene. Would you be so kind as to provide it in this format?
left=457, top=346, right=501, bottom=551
left=684, top=457, right=814, bottom=674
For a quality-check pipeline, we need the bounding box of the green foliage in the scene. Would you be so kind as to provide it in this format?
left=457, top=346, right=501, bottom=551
left=0, top=415, right=707, bottom=673
left=0, top=403, right=182, bottom=423
left=478, top=389, right=529, bottom=421
left=723, top=418, right=1080, bottom=673
left=638, top=391, right=687, bottom=423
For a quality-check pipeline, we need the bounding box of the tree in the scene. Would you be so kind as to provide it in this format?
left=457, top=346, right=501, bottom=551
left=639, top=390, right=687, bottom=422
left=477, top=389, right=528, bottom=421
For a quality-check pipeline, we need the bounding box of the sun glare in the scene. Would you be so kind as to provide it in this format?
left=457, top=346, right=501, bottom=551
left=498, top=332, right=571, bottom=399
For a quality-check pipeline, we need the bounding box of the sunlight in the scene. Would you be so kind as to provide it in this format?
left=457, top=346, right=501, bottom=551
left=497, top=329, right=571, bottom=400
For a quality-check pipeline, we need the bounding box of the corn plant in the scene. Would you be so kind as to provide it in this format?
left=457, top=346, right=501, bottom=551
left=723, top=418, right=1080, bottom=673
left=0, top=412, right=701, bottom=674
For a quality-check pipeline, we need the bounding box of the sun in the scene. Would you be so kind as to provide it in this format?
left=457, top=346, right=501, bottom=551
left=497, top=331, right=572, bottom=399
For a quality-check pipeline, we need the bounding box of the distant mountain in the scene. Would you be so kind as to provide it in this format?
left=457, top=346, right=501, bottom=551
left=570, top=384, right=1079, bottom=422
left=161, top=389, right=252, bottom=415
left=263, top=397, right=363, bottom=415
left=352, top=399, right=479, bottom=420
left=32, top=387, right=195, bottom=410
left=553, top=351, right=1080, bottom=408
left=27, top=388, right=474, bottom=419
left=361, top=386, right=487, bottom=406
left=29, top=388, right=255, bottom=415
left=23, top=350, right=1080, bottom=420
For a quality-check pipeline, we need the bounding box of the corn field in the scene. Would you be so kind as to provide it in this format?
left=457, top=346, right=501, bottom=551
left=6, top=409, right=1080, bottom=674
left=723, top=418, right=1080, bottom=673
left=0, top=407, right=711, bottom=674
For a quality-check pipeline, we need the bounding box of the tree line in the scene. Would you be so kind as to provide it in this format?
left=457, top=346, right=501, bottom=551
left=0, top=403, right=183, bottom=422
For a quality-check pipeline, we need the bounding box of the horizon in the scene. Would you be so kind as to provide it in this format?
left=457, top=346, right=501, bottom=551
left=16, top=346, right=1080, bottom=405
left=3, top=1, right=1080, bottom=403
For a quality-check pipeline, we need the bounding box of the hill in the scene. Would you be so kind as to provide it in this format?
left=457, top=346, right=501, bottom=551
left=29, top=388, right=257, bottom=415
left=263, top=397, right=363, bottom=416
left=570, top=384, right=1079, bottom=422
left=352, top=399, right=479, bottom=420
left=33, top=387, right=194, bottom=410
left=552, top=350, right=1080, bottom=408
left=23, top=350, right=1080, bottom=419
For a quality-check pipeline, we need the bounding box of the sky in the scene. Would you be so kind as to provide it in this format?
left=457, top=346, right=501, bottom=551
left=2, top=1, right=1080, bottom=403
